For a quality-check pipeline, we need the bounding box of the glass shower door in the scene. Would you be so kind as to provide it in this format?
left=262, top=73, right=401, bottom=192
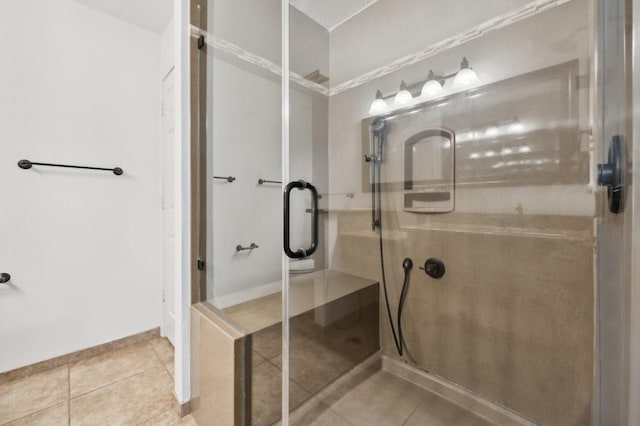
left=280, top=0, right=634, bottom=425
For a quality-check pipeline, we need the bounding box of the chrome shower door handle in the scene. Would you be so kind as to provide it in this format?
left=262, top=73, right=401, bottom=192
left=283, top=180, right=318, bottom=259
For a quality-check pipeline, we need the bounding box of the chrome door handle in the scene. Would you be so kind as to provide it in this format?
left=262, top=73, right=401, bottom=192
left=283, top=180, right=318, bottom=259
left=0, top=273, right=10, bottom=284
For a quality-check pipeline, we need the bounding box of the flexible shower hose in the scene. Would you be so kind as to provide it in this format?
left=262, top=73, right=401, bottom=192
left=375, top=154, right=411, bottom=356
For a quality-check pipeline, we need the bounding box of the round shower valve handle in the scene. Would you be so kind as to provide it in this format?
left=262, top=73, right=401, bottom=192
left=420, top=258, right=445, bottom=279
left=0, top=273, right=11, bottom=284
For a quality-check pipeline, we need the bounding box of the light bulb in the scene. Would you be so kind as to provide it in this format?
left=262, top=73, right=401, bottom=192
left=421, top=70, right=443, bottom=97
left=509, top=122, right=524, bottom=133
left=393, top=81, right=413, bottom=106
left=485, top=125, right=500, bottom=137
left=452, top=57, right=480, bottom=88
left=369, top=90, right=388, bottom=115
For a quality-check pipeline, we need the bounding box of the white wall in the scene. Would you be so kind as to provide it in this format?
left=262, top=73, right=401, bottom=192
left=0, top=0, right=164, bottom=372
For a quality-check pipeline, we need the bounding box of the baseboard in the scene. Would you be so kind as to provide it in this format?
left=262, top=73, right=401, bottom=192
left=0, top=328, right=160, bottom=386
left=381, top=355, right=537, bottom=426
left=176, top=399, right=192, bottom=418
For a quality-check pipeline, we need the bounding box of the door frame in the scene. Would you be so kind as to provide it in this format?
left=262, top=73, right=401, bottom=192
left=628, top=0, right=640, bottom=422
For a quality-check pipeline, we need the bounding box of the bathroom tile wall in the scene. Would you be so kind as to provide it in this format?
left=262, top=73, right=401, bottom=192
left=330, top=210, right=594, bottom=425
left=325, top=1, right=596, bottom=424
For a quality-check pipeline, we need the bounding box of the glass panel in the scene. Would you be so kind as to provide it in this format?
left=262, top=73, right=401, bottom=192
left=596, top=0, right=632, bottom=423
left=196, top=0, right=631, bottom=424
left=202, top=0, right=284, bottom=424
left=283, top=0, right=629, bottom=425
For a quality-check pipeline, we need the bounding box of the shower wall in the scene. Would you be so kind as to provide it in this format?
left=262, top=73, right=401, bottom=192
left=0, top=0, right=168, bottom=372
left=326, top=0, right=595, bottom=425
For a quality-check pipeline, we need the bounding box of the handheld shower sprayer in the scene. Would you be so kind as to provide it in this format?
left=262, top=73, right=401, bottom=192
left=367, top=117, right=386, bottom=230
left=368, top=115, right=413, bottom=356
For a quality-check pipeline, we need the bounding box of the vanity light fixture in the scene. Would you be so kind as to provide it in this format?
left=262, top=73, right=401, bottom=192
left=368, top=57, right=481, bottom=115
left=369, top=90, right=389, bottom=115
left=452, top=57, right=480, bottom=88
left=421, top=70, right=443, bottom=97
left=393, top=81, right=413, bottom=106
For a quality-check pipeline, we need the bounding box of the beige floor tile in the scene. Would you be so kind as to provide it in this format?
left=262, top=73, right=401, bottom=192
left=70, top=341, right=161, bottom=397
left=150, top=337, right=175, bottom=365
left=139, top=409, right=199, bottom=426
left=404, top=393, right=494, bottom=426
left=251, top=361, right=309, bottom=425
left=272, top=339, right=354, bottom=394
left=0, top=366, right=68, bottom=424
left=164, top=362, right=175, bottom=380
left=70, top=366, right=174, bottom=426
left=325, top=370, right=426, bottom=426
left=288, top=397, right=352, bottom=426
left=4, top=402, right=68, bottom=426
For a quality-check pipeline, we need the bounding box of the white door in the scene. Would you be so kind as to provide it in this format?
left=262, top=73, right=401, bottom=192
left=161, top=68, right=176, bottom=345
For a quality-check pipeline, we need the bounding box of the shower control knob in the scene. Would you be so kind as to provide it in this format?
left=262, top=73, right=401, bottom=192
left=420, top=258, right=445, bottom=279
left=0, top=273, right=11, bottom=284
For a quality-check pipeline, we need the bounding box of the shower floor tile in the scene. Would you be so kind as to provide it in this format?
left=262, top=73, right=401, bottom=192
left=291, top=357, right=494, bottom=426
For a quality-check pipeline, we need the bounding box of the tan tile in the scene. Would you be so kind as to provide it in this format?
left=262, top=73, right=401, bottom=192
left=252, top=351, right=267, bottom=368
left=4, top=402, right=68, bottom=426
left=70, top=341, right=161, bottom=397
left=404, top=392, right=494, bottom=426
left=251, top=361, right=309, bottom=425
left=139, top=408, right=199, bottom=426
left=325, top=370, right=426, bottom=426
left=289, top=398, right=351, bottom=426
left=273, top=339, right=354, bottom=394
left=70, top=366, right=174, bottom=426
left=0, top=328, right=159, bottom=387
left=0, top=366, right=68, bottom=424
left=164, top=362, right=175, bottom=380
left=150, top=337, right=175, bottom=365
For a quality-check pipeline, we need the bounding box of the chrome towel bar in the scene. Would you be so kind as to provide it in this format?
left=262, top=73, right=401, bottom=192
left=214, top=176, right=236, bottom=182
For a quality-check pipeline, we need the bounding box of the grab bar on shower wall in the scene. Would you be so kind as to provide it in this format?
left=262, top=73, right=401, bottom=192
left=258, top=178, right=281, bottom=185
left=18, top=159, right=123, bottom=175
left=213, top=175, right=236, bottom=182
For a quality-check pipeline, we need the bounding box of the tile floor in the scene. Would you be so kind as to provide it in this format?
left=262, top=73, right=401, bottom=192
left=0, top=337, right=198, bottom=426
left=1, top=337, right=491, bottom=426
left=289, top=364, right=494, bottom=426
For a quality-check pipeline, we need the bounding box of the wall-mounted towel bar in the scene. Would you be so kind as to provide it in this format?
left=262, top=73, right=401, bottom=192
left=258, top=178, right=281, bottom=185
left=236, top=243, right=259, bottom=252
left=214, top=175, right=236, bottom=182
left=18, top=159, right=123, bottom=175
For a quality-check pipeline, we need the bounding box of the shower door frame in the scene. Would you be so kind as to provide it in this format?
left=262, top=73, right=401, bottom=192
left=626, top=0, right=640, bottom=423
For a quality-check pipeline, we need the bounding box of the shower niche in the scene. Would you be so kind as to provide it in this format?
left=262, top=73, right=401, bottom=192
left=403, top=128, right=455, bottom=212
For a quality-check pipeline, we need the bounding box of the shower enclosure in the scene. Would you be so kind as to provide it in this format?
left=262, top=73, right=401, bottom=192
left=189, top=0, right=636, bottom=424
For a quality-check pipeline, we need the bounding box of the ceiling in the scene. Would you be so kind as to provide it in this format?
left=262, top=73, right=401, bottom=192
left=73, top=0, right=173, bottom=34
left=290, top=0, right=379, bottom=31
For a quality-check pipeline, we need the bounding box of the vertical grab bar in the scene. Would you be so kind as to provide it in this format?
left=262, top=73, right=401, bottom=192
left=283, top=180, right=318, bottom=258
